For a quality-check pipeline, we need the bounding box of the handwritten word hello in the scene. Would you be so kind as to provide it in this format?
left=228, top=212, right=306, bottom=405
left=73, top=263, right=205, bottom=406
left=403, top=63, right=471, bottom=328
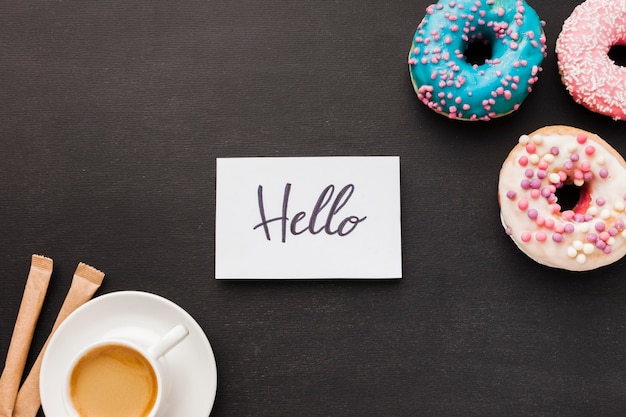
left=253, top=183, right=367, bottom=242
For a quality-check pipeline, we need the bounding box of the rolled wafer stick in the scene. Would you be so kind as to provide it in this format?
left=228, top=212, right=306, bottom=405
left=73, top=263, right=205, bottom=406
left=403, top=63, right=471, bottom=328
left=0, top=255, right=53, bottom=417
left=13, top=262, right=105, bottom=417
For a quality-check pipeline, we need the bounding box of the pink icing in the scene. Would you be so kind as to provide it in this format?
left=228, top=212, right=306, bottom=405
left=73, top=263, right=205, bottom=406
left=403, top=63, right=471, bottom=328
left=556, top=0, right=626, bottom=120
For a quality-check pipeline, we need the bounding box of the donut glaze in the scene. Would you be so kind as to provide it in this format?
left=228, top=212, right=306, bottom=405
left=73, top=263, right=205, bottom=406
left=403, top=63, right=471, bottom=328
left=408, top=0, right=547, bottom=121
left=498, top=126, right=626, bottom=271
left=556, top=0, right=626, bottom=120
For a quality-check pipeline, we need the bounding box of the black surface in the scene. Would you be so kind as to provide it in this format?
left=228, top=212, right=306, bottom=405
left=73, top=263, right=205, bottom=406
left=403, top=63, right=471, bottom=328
left=1, top=0, right=626, bottom=416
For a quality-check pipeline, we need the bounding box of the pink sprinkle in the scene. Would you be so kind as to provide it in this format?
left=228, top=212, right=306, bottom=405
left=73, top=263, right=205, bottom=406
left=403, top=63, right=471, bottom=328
left=526, top=143, right=536, bottom=154
left=504, top=90, right=512, bottom=100
left=535, top=216, right=545, bottom=227
left=544, top=219, right=555, bottom=229
left=530, top=189, right=540, bottom=199
left=521, top=231, right=532, bottom=242
left=518, top=198, right=529, bottom=211
left=562, top=210, right=575, bottom=221
left=585, top=146, right=595, bottom=155
left=581, top=161, right=591, bottom=172
left=536, top=231, right=547, bottom=242
left=517, top=156, right=528, bottom=166
left=600, top=231, right=611, bottom=242
left=600, top=168, right=609, bottom=178
left=577, top=134, right=587, bottom=144
left=555, top=224, right=565, bottom=233
left=552, top=233, right=563, bottom=243
left=551, top=204, right=561, bottom=214
left=510, top=41, right=518, bottom=50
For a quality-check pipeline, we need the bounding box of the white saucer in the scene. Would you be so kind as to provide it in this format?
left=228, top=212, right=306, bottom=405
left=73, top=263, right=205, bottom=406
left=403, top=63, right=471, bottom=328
left=40, top=291, right=217, bottom=417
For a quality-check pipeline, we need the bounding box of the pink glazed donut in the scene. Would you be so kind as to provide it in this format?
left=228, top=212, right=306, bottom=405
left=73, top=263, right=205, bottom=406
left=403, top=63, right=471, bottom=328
left=498, top=126, right=626, bottom=271
left=556, top=0, right=626, bottom=120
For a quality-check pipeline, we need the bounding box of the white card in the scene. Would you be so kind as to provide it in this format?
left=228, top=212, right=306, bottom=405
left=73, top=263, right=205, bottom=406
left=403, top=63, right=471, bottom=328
left=215, top=156, right=401, bottom=279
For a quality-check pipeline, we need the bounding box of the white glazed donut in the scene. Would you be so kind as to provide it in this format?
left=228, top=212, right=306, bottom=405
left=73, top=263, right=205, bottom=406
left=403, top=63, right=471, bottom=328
left=498, top=126, right=626, bottom=271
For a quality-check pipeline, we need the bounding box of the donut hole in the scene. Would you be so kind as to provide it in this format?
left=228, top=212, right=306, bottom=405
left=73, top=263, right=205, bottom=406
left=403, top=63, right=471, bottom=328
left=463, top=33, right=494, bottom=66
left=608, top=44, right=626, bottom=67
left=555, top=183, right=582, bottom=212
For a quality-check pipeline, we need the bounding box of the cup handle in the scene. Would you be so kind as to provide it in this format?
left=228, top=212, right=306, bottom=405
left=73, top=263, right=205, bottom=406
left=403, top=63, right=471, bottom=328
left=147, top=324, right=189, bottom=359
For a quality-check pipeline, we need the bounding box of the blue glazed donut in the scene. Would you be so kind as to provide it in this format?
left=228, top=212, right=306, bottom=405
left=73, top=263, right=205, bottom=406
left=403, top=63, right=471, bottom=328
left=408, top=0, right=547, bottom=121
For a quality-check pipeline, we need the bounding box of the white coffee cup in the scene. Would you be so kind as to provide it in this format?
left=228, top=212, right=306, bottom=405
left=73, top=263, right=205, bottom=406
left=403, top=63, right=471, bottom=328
left=63, top=324, right=189, bottom=417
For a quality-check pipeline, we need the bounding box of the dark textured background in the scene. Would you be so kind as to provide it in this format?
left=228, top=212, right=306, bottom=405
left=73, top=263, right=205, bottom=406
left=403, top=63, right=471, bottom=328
left=1, top=0, right=626, bottom=416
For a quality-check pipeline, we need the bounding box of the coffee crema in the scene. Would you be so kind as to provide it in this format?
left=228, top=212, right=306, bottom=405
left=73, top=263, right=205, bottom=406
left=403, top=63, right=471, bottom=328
left=69, top=343, right=158, bottom=417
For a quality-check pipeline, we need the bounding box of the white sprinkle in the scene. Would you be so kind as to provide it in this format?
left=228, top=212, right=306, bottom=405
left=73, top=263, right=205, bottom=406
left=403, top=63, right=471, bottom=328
left=576, top=253, right=586, bottom=264
left=601, top=209, right=611, bottom=219
left=573, top=240, right=584, bottom=251
left=567, top=246, right=578, bottom=258
left=583, top=243, right=595, bottom=255
left=549, top=173, right=561, bottom=184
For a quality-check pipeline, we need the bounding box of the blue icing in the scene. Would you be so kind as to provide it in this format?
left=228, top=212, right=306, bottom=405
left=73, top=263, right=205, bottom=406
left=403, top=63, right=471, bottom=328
left=408, top=0, right=546, bottom=121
